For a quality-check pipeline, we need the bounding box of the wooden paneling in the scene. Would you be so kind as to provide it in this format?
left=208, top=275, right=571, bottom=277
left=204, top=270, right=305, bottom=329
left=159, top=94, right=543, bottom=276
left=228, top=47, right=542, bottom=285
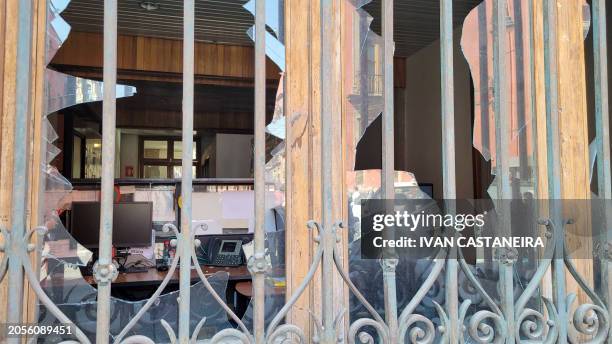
left=532, top=0, right=593, bottom=310
left=0, top=0, right=19, bottom=333
left=51, top=31, right=282, bottom=81
left=285, top=0, right=347, bottom=338
left=556, top=0, right=593, bottom=308
left=1, top=0, right=49, bottom=333
left=0, top=0, right=5, bottom=153
left=26, top=0, right=49, bottom=326
left=117, top=110, right=254, bottom=131
left=285, top=0, right=316, bottom=334
left=0, top=0, right=46, bottom=341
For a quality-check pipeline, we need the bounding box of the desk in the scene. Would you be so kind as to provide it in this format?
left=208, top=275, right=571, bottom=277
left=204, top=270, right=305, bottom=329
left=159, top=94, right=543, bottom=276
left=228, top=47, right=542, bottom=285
left=81, top=265, right=251, bottom=287
left=41, top=265, right=252, bottom=313
left=235, top=281, right=285, bottom=298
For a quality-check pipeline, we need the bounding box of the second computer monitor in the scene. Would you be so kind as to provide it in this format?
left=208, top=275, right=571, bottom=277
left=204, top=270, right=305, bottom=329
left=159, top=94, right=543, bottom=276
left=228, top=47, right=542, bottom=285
left=70, top=202, right=153, bottom=248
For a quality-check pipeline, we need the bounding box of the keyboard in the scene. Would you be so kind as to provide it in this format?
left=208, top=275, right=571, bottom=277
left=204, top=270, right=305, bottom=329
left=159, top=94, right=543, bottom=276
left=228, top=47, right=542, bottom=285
left=123, top=266, right=149, bottom=273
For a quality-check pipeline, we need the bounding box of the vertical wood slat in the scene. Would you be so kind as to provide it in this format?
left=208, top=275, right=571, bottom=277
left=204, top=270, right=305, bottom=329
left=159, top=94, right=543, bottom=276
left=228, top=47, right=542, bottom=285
left=179, top=0, right=194, bottom=342
left=95, top=0, right=117, bottom=342
left=542, top=1, right=567, bottom=343
left=6, top=0, right=35, bottom=339
left=253, top=0, right=266, bottom=341
left=285, top=0, right=346, bottom=339
left=555, top=0, right=593, bottom=325
left=26, top=0, right=49, bottom=328
left=0, top=0, right=16, bottom=336
left=1, top=0, right=48, bottom=337
left=284, top=0, right=315, bottom=335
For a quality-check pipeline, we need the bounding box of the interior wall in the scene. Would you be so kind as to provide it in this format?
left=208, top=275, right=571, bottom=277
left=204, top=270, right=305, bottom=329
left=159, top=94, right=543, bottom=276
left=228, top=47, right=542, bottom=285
left=215, top=133, right=253, bottom=178
left=402, top=30, right=474, bottom=199
left=120, top=133, right=139, bottom=178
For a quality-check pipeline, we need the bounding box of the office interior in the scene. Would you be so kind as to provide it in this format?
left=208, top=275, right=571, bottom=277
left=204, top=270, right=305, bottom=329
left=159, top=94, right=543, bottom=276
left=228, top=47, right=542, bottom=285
left=42, top=0, right=612, bottom=335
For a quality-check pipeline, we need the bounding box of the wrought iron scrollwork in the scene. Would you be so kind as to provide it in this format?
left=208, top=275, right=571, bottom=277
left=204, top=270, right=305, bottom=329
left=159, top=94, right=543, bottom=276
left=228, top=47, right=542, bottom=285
left=513, top=220, right=558, bottom=344
left=190, top=232, right=255, bottom=343
left=265, top=221, right=323, bottom=343
left=112, top=223, right=181, bottom=344
left=2, top=225, right=93, bottom=344
left=458, top=254, right=508, bottom=344
left=564, top=241, right=610, bottom=344
left=397, top=249, right=447, bottom=344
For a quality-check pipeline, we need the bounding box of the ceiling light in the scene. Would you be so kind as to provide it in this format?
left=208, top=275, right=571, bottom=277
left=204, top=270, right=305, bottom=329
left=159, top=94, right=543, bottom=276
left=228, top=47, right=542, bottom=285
left=139, top=1, right=159, bottom=11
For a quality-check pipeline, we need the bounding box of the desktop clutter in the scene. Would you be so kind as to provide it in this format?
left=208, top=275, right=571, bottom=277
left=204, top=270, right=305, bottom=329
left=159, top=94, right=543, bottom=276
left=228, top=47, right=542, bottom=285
left=66, top=189, right=285, bottom=277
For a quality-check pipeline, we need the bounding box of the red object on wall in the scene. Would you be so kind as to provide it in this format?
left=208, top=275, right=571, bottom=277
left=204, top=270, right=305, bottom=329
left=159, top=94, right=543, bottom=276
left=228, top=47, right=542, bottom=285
left=125, top=166, right=134, bottom=177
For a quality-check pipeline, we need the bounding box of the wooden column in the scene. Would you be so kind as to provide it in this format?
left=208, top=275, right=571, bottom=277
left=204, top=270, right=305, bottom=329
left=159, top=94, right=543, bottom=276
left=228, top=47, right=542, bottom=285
left=0, top=0, right=47, bottom=337
left=0, top=0, right=19, bottom=331
left=555, top=0, right=593, bottom=307
left=26, top=0, right=49, bottom=327
left=533, top=0, right=593, bottom=308
left=285, top=0, right=347, bottom=339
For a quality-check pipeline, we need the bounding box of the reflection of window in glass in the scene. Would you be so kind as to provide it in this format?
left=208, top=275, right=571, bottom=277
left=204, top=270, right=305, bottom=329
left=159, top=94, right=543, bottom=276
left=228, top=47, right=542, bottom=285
left=172, top=166, right=197, bottom=179
left=85, top=139, right=102, bottom=178
left=144, top=165, right=168, bottom=179
left=143, top=140, right=168, bottom=159
left=173, top=141, right=197, bottom=160
left=140, top=137, right=199, bottom=179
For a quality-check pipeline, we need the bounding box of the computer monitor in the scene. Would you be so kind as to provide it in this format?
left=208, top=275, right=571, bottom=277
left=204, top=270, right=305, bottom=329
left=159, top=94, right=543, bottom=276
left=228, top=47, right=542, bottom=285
left=70, top=202, right=153, bottom=248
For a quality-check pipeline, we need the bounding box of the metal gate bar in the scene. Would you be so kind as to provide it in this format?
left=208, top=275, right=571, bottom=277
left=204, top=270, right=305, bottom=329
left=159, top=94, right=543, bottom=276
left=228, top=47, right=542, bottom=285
left=95, top=0, right=118, bottom=342
left=178, top=0, right=195, bottom=342
left=492, top=1, right=517, bottom=344
left=592, top=2, right=612, bottom=342
left=440, top=0, right=460, bottom=342
left=319, top=1, right=336, bottom=342
left=381, top=0, right=399, bottom=342
left=3, top=0, right=612, bottom=343
left=253, top=0, right=267, bottom=341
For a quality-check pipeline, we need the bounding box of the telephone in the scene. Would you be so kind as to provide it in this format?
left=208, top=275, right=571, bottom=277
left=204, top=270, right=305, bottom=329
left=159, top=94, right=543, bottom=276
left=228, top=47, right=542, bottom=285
left=199, top=237, right=245, bottom=267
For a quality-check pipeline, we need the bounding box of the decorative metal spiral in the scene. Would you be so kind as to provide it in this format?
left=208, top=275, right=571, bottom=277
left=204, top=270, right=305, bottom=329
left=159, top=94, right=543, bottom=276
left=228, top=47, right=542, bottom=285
left=348, top=317, right=390, bottom=344
left=397, top=314, right=436, bottom=344
left=20, top=226, right=92, bottom=344
left=267, top=324, right=307, bottom=344
left=568, top=300, right=610, bottom=344
left=563, top=225, right=611, bottom=344
left=209, top=328, right=253, bottom=344
left=467, top=310, right=507, bottom=344
left=516, top=298, right=558, bottom=344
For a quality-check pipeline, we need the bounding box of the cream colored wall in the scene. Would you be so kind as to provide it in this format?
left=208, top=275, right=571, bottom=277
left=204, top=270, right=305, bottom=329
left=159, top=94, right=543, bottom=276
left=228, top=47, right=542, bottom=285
left=120, top=133, right=139, bottom=178
left=403, top=30, right=474, bottom=199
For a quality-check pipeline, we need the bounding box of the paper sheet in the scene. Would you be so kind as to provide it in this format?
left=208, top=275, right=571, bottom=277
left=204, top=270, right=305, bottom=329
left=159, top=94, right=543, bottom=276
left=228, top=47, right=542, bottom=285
left=220, top=191, right=254, bottom=219
left=134, top=190, right=176, bottom=222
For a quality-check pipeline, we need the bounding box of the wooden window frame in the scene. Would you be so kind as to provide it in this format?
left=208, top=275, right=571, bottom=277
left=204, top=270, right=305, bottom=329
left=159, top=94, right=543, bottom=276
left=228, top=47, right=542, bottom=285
left=138, top=136, right=200, bottom=179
